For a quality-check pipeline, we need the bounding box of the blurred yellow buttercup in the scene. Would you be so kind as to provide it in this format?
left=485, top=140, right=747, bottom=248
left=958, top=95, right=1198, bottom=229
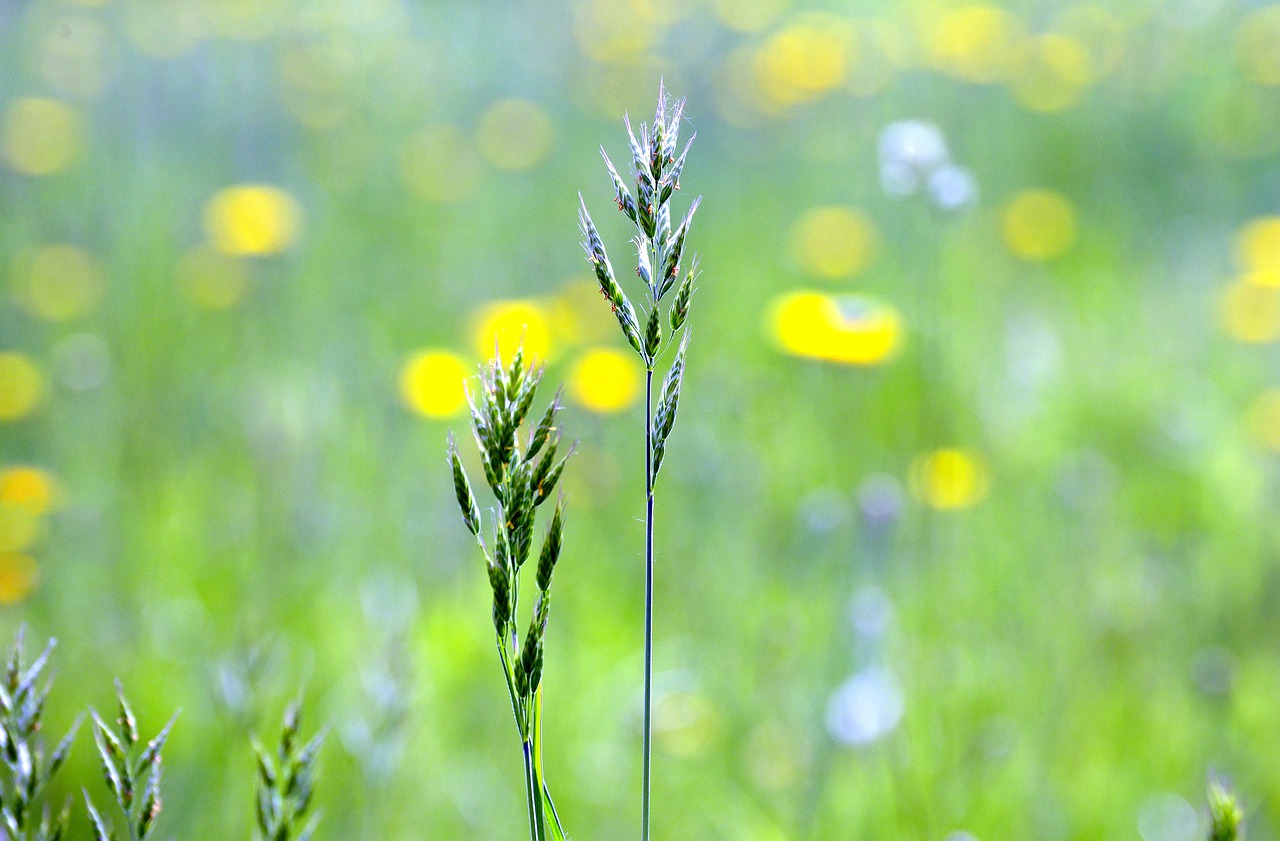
left=13, top=244, right=105, bottom=322
left=1219, top=281, right=1280, bottom=343
left=204, top=185, right=302, bottom=256
left=569, top=347, right=641, bottom=413
left=926, top=5, right=1021, bottom=84
left=910, top=448, right=989, bottom=510
left=790, top=206, right=878, bottom=279
left=0, top=553, right=37, bottom=605
left=767, top=291, right=902, bottom=365
left=472, top=300, right=552, bottom=362
left=0, top=506, right=41, bottom=554
left=1, top=98, right=84, bottom=176
left=0, top=354, right=45, bottom=421
left=400, top=350, right=470, bottom=419
left=1002, top=189, right=1077, bottom=260
left=0, top=467, right=59, bottom=517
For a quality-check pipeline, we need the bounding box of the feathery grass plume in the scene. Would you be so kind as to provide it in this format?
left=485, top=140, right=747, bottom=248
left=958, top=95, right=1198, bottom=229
left=1208, top=782, right=1244, bottom=841
left=84, top=683, right=177, bottom=841
left=252, top=700, right=325, bottom=841
left=448, top=345, right=572, bottom=841
left=580, top=81, right=701, bottom=841
left=0, top=629, right=78, bottom=841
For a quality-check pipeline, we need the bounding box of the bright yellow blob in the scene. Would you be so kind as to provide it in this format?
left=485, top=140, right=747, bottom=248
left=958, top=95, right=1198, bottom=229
left=177, top=247, right=250, bottom=311
left=1002, top=189, right=1077, bottom=261
left=1249, top=389, right=1280, bottom=452
left=2, top=98, right=84, bottom=176
left=13, top=244, right=105, bottom=322
left=0, top=353, right=45, bottom=421
left=910, top=448, right=989, bottom=510
left=204, top=185, right=302, bottom=256
left=0, top=553, right=37, bottom=605
left=0, top=467, right=59, bottom=517
left=1220, top=281, right=1280, bottom=343
left=1011, top=34, right=1092, bottom=113
left=755, top=20, right=851, bottom=108
left=401, top=125, right=480, bottom=203
left=767, top=291, right=902, bottom=365
left=1237, top=217, right=1280, bottom=287
left=1240, top=6, right=1280, bottom=86
left=477, top=100, right=554, bottom=172
left=790, top=206, right=878, bottom=279
left=927, top=5, right=1021, bottom=84
left=400, top=350, right=470, bottom=419
left=0, top=506, right=40, bottom=554
left=472, top=300, right=553, bottom=362
left=569, top=347, right=641, bottom=413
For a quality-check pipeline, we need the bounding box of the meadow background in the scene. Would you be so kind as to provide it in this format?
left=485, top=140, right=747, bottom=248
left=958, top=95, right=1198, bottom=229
left=1, top=0, right=1279, bottom=838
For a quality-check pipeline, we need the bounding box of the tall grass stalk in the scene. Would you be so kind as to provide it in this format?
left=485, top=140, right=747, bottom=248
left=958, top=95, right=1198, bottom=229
left=579, top=83, right=700, bottom=840
left=449, top=346, right=571, bottom=841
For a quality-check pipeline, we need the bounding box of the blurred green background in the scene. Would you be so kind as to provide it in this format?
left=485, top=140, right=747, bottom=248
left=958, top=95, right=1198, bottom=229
left=2, top=0, right=1280, bottom=837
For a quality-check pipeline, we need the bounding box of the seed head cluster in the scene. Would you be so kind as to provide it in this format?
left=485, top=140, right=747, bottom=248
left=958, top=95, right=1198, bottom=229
left=579, top=82, right=701, bottom=486
left=448, top=345, right=569, bottom=718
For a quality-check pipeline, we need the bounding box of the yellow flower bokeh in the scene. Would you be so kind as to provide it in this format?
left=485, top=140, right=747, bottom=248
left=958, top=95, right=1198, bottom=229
left=1219, top=281, right=1280, bottom=343
left=0, top=467, right=59, bottom=517
left=1239, top=6, right=1280, bottom=86
left=569, top=347, right=641, bottom=413
left=2, top=98, right=84, bottom=176
left=477, top=100, right=554, bottom=172
left=0, top=353, right=45, bottom=422
left=471, top=300, right=552, bottom=362
left=1002, top=189, right=1077, bottom=261
left=1010, top=34, right=1092, bottom=113
left=754, top=20, right=851, bottom=109
left=910, top=448, right=990, bottom=510
left=0, top=506, right=41, bottom=554
left=926, top=5, right=1021, bottom=84
left=13, top=244, right=106, bottom=322
left=790, top=206, right=878, bottom=279
left=1236, top=216, right=1280, bottom=287
left=400, top=350, right=470, bottom=419
left=0, top=553, right=37, bottom=605
left=767, top=291, right=902, bottom=365
left=204, top=184, right=302, bottom=256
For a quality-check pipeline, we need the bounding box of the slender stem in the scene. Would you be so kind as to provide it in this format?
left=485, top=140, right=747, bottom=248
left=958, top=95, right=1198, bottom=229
left=529, top=695, right=548, bottom=841
left=642, top=367, right=655, bottom=841
left=522, top=740, right=541, bottom=841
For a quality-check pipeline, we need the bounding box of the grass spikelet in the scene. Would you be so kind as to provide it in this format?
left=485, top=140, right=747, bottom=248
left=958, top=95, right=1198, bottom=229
left=579, top=81, right=703, bottom=841
left=448, top=346, right=574, bottom=841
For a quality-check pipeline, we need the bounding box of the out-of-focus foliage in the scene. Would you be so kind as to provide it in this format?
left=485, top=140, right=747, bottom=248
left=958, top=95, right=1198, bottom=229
left=0, top=0, right=1278, bottom=838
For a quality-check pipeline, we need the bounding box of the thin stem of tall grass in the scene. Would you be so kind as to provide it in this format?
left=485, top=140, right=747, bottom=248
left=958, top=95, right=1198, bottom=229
left=579, top=82, right=700, bottom=840
left=449, top=346, right=571, bottom=841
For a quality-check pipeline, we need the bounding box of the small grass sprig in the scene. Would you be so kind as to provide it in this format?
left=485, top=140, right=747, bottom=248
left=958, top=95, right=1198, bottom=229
left=579, top=82, right=701, bottom=841
left=84, top=683, right=177, bottom=841
left=1208, top=782, right=1244, bottom=841
left=252, top=700, right=325, bottom=841
left=0, top=630, right=78, bottom=841
left=448, top=345, right=571, bottom=841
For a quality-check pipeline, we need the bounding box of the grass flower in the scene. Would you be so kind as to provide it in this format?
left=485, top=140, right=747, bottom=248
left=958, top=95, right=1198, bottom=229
left=448, top=345, right=572, bottom=841
left=579, top=82, right=701, bottom=841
